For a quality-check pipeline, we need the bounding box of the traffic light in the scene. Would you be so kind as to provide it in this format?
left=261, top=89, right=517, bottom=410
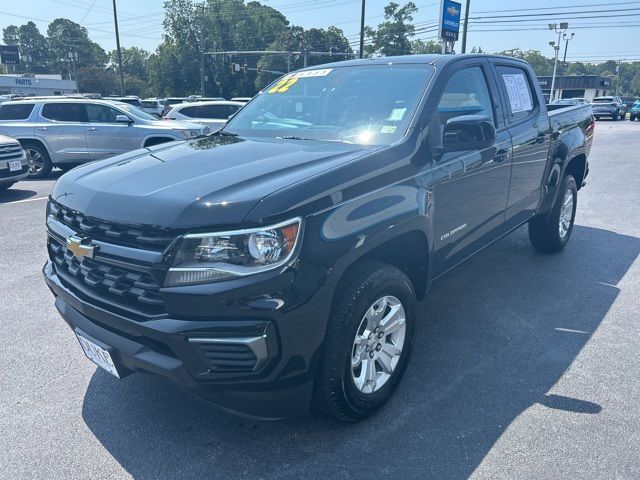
left=231, top=62, right=236, bottom=75
left=243, top=63, right=247, bottom=74
left=256, top=64, right=261, bottom=74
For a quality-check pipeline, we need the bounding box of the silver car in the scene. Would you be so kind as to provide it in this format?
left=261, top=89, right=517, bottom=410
left=0, top=134, right=28, bottom=191
left=0, top=98, right=208, bottom=178
left=163, top=100, right=244, bottom=129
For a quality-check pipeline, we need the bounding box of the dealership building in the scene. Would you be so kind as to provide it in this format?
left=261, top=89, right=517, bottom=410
left=537, top=75, right=611, bottom=102
left=0, top=74, right=77, bottom=96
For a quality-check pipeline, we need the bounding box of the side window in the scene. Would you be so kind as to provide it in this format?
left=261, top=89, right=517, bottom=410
left=496, top=65, right=536, bottom=121
left=179, top=106, right=198, bottom=117
left=0, top=103, right=35, bottom=120
left=85, top=104, right=119, bottom=123
left=437, top=66, right=496, bottom=130
left=200, top=105, right=232, bottom=119
left=41, top=103, right=85, bottom=122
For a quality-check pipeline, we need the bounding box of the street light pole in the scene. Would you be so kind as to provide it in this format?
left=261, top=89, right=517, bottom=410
left=461, top=0, right=471, bottom=54
left=112, top=0, right=125, bottom=95
left=548, top=22, right=568, bottom=102
left=561, top=32, right=575, bottom=76
left=359, top=0, right=366, bottom=58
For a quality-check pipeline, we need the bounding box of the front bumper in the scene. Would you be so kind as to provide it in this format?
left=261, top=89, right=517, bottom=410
left=43, top=260, right=328, bottom=419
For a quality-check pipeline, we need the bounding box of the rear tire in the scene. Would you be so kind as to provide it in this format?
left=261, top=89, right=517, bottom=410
left=314, top=261, right=417, bottom=422
left=22, top=142, right=52, bottom=179
left=529, top=175, right=578, bottom=253
left=0, top=182, right=15, bottom=192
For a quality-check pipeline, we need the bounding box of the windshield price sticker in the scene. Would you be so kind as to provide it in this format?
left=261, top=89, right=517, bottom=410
left=502, top=74, right=533, bottom=113
left=268, top=78, right=299, bottom=94
left=287, top=68, right=333, bottom=79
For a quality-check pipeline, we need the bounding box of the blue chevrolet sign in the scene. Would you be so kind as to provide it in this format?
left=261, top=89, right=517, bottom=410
left=439, top=0, right=462, bottom=41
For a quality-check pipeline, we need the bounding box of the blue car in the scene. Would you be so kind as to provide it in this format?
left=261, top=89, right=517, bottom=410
left=629, top=100, right=640, bottom=121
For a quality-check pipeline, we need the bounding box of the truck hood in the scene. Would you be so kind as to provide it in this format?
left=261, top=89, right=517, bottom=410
left=51, top=135, right=375, bottom=229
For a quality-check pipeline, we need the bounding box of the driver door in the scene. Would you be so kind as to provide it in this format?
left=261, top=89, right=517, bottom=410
left=430, top=62, right=513, bottom=275
left=85, top=103, right=139, bottom=160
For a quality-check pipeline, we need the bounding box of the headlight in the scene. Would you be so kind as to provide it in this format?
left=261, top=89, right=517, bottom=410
left=176, top=129, right=201, bottom=138
left=165, top=218, right=302, bottom=287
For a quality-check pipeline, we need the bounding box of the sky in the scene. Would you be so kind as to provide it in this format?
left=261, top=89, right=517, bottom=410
left=0, top=0, right=639, bottom=63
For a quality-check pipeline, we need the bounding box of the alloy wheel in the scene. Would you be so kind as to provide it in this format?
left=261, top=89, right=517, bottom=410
left=351, top=295, right=407, bottom=394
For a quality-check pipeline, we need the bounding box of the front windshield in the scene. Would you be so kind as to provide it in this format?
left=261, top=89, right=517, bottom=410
left=224, top=64, right=434, bottom=145
left=117, top=103, right=158, bottom=121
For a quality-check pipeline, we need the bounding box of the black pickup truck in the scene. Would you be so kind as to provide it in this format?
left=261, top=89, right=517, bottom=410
left=44, top=54, right=594, bottom=421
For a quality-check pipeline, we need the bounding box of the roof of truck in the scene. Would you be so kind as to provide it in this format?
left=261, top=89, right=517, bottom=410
left=297, top=54, right=529, bottom=71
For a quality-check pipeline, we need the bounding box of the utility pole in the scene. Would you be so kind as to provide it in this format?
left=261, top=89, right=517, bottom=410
left=112, top=0, right=125, bottom=95
left=548, top=22, right=567, bottom=102
left=616, top=60, right=621, bottom=95
left=461, top=0, right=471, bottom=54
left=561, top=32, right=574, bottom=76
left=359, top=0, right=366, bottom=58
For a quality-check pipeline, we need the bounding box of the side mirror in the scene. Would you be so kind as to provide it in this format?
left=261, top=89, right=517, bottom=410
left=443, top=115, right=496, bottom=152
left=116, top=114, right=132, bottom=124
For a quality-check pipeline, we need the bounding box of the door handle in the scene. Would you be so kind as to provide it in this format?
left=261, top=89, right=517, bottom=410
left=536, top=132, right=547, bottom=144
left=494, top=149, right=509, bottom=163
left=37, top=127, right=48, bottom=131
left=87, top=127, right=97, bottom=131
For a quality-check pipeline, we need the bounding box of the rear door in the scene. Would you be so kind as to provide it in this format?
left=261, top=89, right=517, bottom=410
left=430, top=60, right=513, bottom=274
left=85, top=103, right=139, bottom=160
left=493, top=62, right=551, bottom=228
left=37, top=102, right=89, bottom=163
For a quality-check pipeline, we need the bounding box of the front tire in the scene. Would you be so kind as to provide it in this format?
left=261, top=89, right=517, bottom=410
left=529, top=175, right=578, bottom=253
left=0, top=182, right=15, bottom=192
left=314, top=261, right=417, bottom=422
left=22, top=142, right=52, bottom=179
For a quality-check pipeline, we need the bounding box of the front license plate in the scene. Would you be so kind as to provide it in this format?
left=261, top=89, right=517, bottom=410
left=8, top=160, right=21, bottom=172
left=76, top=332, right=121, bottom=378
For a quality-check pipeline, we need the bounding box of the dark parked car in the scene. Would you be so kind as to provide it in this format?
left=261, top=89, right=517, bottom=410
left=44, top=54, right=594, bottom=421
left=591, top=96, right=627, bottom=120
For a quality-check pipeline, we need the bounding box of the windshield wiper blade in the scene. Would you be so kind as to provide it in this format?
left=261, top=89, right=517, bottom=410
left=277, top=135, right=353, bottom=144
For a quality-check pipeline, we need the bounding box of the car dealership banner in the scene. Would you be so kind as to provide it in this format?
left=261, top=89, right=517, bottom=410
left=439, top=0, right=462, bottom=41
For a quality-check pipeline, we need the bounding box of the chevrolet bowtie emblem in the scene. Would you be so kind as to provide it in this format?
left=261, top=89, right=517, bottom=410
left=66, top=236, right=97, bottom=259
left=447, top=6, right=460, bottom=16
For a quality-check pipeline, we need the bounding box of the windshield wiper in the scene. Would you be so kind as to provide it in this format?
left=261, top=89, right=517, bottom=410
left=277, top=135, right=353, bottom=144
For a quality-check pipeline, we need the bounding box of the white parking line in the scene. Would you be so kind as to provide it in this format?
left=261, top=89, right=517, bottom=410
left=1, top=196, right=49, bottom=205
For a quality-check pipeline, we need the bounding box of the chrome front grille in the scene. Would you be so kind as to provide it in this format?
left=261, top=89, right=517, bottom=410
left=49, top=200, right=177, bottom=251
left=0, top=143, right=24, bottom=162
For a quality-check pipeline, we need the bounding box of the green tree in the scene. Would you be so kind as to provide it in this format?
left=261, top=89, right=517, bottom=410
left=3, top=22, right=50, bottom=73
left=411, top=39, right=441, bottom=54
left=364, top=2, right=417, bottom=57
left=47, top=18, right=108, bottom=74
left=110, top=47, right=150, bottom=80
left=76, top=66, right=116, bottom=95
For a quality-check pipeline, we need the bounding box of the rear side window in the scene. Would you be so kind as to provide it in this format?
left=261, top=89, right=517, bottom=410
left=0, top=103, right=35, bottom=120
left=42, top=103, right=86, bottom=122
left=178, top=106, right=198, bottom=117
left=496, top=65, right=536, bottom=121
left=199, top=104, right=239, bottom=119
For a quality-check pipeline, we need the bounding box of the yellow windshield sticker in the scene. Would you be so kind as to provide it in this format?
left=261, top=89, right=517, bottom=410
left=387, top=108, right=407, bottom=121
left=268, top=78, right=299, bottom=94
left=380, top=125, right=397, bottom=134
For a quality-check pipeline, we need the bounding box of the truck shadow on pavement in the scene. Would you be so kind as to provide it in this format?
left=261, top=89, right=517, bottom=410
left=81, top=225, right=640, bottom=480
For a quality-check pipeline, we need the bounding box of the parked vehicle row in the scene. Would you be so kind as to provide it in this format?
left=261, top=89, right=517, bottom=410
left=0, top=98, right=207, bottom=178
left=43, top=54, right=594, bottom=421
left=162, top=100, right=244, bottom=128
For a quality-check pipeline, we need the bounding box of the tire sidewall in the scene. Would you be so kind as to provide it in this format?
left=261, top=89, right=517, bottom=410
left=554, top=175, right=578, bottom=248
left=336, top=273, right=417, bottom=417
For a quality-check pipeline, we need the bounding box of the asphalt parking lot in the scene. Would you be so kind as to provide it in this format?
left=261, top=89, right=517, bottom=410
left=1, top=120, right=639, bottom=480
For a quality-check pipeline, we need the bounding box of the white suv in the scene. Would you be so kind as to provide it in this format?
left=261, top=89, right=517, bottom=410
left=164, top=100, right=244, bottom=129
left=0, top=98, right=208, bottom=178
